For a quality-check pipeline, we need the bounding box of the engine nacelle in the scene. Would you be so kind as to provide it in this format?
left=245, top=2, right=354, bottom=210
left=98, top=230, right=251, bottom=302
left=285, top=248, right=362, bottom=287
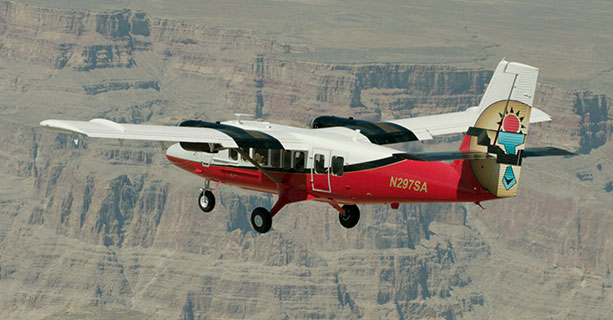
left=308, top=116, right=357, bottom=129
left=179, top=142, right=220, bottom=153
left=178, top=120, right=222, bottom=153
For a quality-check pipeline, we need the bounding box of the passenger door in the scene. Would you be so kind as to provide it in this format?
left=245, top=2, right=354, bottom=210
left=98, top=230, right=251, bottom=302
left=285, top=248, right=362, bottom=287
left=310, top=148, right=331, bottom=193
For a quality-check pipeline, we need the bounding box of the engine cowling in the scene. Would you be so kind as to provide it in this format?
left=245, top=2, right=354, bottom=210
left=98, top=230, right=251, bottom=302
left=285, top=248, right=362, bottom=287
left=308, top=116, right=357, bottom=129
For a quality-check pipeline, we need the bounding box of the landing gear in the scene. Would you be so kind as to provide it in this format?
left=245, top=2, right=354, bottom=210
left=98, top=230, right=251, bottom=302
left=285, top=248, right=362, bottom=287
left=251, top=207, right=272, bottom=233
left=339, top=204, right=360, bottom=229
left=198, top=179, right=217, bottom=212
left=198, top=190, right=215, bottom=212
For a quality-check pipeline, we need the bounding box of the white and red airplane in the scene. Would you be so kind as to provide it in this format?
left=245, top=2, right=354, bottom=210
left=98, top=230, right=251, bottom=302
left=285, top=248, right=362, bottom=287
left=40, top=60, right=572, bottom=233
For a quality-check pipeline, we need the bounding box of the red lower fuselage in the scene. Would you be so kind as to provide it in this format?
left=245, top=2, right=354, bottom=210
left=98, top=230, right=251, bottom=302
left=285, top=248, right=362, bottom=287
left=167, top=155, right=497, bottom=205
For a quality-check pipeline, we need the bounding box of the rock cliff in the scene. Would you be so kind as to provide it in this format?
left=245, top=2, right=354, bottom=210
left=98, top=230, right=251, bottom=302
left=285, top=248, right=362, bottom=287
left=0, top=1, right=611, bottom=319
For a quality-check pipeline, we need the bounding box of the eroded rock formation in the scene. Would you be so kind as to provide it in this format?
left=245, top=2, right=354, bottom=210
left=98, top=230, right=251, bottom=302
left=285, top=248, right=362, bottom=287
left=0, top=1, right=611, bottom=319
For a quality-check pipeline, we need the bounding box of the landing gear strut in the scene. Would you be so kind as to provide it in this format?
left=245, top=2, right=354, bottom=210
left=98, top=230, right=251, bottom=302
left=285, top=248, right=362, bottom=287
left=248, top=185, right=311, bottom=234
left=198, top=180, right=217, bottom=212
left=339, top=204, right=360, bottom=228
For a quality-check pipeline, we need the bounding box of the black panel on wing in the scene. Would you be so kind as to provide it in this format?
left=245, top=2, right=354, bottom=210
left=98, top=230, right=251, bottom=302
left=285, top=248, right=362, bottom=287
left=179, top=120, right=284, bottom=149
left=309, top=116, right=418, bottom=144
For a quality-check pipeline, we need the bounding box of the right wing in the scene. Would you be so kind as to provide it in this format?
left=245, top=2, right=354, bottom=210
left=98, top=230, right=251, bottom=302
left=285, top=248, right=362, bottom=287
left=386, top=106, right=551, bottom=141
left=311, top=106, right=551, bottom=145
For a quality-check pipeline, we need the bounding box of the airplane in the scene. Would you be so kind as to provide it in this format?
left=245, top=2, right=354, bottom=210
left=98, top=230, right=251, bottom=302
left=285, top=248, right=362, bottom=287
left=40, top=60, right=573, bottom=234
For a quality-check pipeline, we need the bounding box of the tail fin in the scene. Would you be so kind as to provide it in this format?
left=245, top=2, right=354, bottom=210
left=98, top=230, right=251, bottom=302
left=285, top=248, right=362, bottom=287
left=464, top=59, right=539, bottom=198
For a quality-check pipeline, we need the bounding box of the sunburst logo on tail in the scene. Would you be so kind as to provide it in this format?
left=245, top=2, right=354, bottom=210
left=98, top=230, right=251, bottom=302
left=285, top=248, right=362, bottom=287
left=494, top=106, right=529, bottom=190
left=467, top=100, right=532, bottom=197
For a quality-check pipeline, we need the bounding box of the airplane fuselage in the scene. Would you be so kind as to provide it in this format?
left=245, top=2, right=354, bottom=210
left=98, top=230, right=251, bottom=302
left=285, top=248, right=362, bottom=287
left=165, top=121, right=497, bottom=207
left=40, top=60, right=564, bottom=234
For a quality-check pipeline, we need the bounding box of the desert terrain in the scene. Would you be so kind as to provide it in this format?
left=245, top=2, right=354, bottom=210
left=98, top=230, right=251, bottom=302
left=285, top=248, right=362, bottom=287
left=0, top=0, right=611, bottom=319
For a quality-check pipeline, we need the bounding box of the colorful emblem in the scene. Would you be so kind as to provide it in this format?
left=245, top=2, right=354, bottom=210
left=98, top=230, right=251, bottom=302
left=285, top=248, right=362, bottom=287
left=496, top=107, right=526, bottom=190
left=497, top=131, right=524, bottom=154
left=496, top=107, right=527, bottom=155
left=502, top=166, right=516, bottom=190
left=469, top=100, right=533, bottom=197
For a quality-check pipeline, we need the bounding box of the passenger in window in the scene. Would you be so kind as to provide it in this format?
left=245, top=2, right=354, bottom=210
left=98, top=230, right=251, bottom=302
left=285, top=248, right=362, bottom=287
left=254, top=148, right=268, bottom=166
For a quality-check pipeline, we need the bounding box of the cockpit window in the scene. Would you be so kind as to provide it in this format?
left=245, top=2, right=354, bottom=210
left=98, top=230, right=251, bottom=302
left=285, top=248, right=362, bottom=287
left=229, top=149, right=238, bottom=161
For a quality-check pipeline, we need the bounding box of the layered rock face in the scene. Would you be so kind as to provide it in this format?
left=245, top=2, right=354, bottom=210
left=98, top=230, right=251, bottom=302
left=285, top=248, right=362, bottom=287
left=0, top=1, right=611, bottom=319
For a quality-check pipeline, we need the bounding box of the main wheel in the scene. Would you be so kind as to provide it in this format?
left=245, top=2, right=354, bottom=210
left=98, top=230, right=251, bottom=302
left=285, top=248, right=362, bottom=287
left=339, top=204, right=360, bottom=229
left=198, top=190, right=215, bottom=212
left=251, top=207, right=272, bottom=233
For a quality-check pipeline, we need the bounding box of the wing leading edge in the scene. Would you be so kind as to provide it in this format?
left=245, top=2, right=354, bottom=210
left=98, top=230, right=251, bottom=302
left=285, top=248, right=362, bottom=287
left=40, top=119, right=239, bottom=148
left=40, top=118, right=308, bottom=150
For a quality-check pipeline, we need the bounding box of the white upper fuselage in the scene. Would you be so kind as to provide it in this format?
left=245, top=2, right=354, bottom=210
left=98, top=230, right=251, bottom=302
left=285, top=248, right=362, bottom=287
left=165, top=120, right=399, bottom=169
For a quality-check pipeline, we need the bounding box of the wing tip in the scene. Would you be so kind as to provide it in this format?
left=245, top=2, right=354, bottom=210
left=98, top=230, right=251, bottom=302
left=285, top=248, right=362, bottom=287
left=39, top=119, right=86, bottom=135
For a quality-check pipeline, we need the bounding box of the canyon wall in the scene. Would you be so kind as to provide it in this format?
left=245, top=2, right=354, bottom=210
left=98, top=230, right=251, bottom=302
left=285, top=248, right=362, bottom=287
left=0, top=1, right=611, bottom=319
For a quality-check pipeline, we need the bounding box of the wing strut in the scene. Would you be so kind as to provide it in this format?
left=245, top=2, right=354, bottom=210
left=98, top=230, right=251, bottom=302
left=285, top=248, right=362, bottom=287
left=235, top=149, right=282, bottom=185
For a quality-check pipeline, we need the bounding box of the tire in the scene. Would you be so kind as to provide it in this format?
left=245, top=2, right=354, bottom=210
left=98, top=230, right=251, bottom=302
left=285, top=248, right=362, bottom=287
left=198, top=190, right=215, bottom=212
left=339, top=204, right=360, bottom=229
left=251, top=207, right=272, bottom=233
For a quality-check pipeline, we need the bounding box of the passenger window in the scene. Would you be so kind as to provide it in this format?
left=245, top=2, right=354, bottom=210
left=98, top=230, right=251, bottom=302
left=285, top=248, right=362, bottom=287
left=240, top=148, right=250, bottom=161
left=271, top=149, right=281, bottom=168
left=294, top=151, right=305, bottom=170
left=282, top=150, right=292, bottom=169
left=229, top=149, right=238, bottom=161
left=254, top=148, right=268, bottom=166
left=314, top=154, right=326, bottom=174
left=332, top=156, right=344, bottom=176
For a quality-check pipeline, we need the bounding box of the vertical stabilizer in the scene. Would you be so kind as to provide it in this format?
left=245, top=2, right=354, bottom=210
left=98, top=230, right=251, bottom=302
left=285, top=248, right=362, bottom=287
left=466, top=60, right=538, bottom=197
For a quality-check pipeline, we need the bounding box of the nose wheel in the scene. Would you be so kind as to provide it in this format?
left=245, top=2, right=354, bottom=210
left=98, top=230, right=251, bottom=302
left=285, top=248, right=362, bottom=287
left=339, top=204, right=360, bottom=228
left=198, top=190, right=215, bottom=212
left=251, top=207, right=272, bottom=233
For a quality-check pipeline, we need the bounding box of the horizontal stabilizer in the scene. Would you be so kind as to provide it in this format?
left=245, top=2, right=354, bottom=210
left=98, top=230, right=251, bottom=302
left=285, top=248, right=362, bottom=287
left=394, top=147, right=574, bottom=162
left=393, top=151, right=495, bottom=161
left=523, top=147, right=576, bottom=157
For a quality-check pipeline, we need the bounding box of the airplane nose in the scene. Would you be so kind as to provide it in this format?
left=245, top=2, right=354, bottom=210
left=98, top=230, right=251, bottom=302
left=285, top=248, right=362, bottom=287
left=166, top=143, right=185, bottom=160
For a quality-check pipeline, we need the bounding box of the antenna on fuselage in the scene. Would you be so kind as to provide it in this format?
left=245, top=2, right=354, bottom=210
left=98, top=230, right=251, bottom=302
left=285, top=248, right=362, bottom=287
left=234, top=113, right=255, bottom=124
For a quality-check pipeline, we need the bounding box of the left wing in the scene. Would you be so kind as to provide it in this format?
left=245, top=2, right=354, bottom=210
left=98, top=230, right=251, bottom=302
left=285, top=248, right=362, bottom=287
left=39, top=119, right=304, bottom=150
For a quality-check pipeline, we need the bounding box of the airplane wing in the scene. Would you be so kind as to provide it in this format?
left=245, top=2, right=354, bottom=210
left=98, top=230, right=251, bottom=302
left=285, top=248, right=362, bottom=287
left=387, top=106, right=551, bottom=140
left=41, top=105, right=552, bottom=149
left=312, top=106, right=551, bottom=144
left=39, top=119, right=303, bottom=150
